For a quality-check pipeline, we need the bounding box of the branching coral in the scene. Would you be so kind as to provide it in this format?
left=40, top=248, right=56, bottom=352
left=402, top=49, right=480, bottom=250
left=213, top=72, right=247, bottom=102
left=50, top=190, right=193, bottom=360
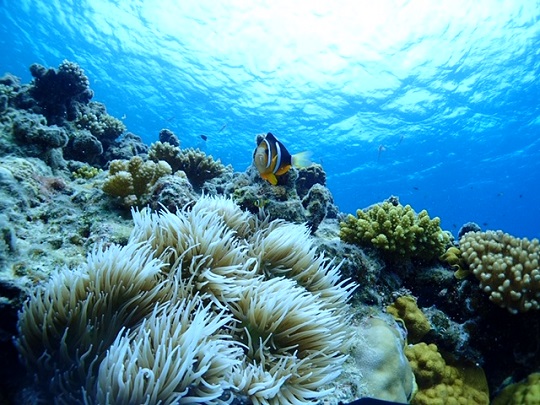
left=148, top=144, right=228, bottom=189
left=102, top=156, right=172, bottom=208
left=340, top=201, right=451, bottom=261
left=148, top=140, right=183, bottom=172
left=459, top=230, right=540, bottom=314
left=17, top=196, right=355, bottom=404
left=176, top=147, right=228, bottom=188
left=74, top=102, right=126, bottom=144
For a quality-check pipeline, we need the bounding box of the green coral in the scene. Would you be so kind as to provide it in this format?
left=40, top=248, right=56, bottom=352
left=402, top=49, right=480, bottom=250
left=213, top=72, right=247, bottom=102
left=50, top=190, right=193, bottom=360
left=387, top=295, right=431, bottom=344
left=72, top=165, right=101, bottom=179
left=102, top=156, right=171, bottom=208
left=340, top=201, right=451, bottom=261
left=492, top=372, right=540, bottom=405
left=439, top=246, right=469, bottom=279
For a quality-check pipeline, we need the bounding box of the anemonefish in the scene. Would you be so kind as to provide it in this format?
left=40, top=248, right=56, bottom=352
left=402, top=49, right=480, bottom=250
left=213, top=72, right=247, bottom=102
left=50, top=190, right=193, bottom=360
left=253, top=132, right=311, bottom=185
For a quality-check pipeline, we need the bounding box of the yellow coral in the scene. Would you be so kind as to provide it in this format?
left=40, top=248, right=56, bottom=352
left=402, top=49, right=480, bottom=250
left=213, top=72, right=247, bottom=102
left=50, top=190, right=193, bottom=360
left=387, top=295, right=431, bottom=344
left=492, top=372, right=540, bottom=405
left=72, top=165, right=101, bottom=179
left=440, top=246, right=469, bottom=279
left=459, top=231, right=540, bottom=314
left=406, top=342, right=489, bottom=405
left=102, top=156, right=171, bottom=207
left=340, top=201, right=451, bottom=261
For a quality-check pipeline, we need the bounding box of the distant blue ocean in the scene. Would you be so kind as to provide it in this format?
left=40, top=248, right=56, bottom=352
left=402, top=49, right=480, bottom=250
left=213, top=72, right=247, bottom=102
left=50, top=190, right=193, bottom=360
left=2, top=0, right=539, bottom=239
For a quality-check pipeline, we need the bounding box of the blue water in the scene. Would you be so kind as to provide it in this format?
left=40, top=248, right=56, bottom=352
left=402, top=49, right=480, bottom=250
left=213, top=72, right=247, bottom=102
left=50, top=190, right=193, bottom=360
left=2, top=0, right=539, bottom=239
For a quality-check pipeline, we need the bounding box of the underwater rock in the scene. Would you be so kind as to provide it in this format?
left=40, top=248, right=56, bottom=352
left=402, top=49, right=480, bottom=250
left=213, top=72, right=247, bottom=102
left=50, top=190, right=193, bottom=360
left=158, top=127, right=180, bottom=147
left=29, top=60, right=93, bottom=125
left=229, top=164, right=337, bottom=232
left=1, top=61, right=125, bottom=168
left=63, top=129, right=103, bottom=162
left=103, top=131, right=149, bottom=161
left=146, top=172, right=198, bottom=213
left=296, top=163, right=327, bottom=199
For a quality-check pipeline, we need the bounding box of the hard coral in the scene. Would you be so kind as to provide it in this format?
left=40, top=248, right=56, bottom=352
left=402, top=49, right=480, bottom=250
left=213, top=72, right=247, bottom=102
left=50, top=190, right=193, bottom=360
left=459, top=230, right=540, bottom=314
left=387, top=295, right=431, bottom=344
left=340, top=200, right=451, bottom=262
left=176, top=147, right=228, bottom=188
left=492, top=372, right=540, bottom=405
left=102, top=156, right=172, bottom=208
left=148, top=140, right=183, bottom=172
left=351, top=317, right=416, bottom=403
left=29, top=60, right=93, bottom=124
left=406, top=342, right=489, bottom=405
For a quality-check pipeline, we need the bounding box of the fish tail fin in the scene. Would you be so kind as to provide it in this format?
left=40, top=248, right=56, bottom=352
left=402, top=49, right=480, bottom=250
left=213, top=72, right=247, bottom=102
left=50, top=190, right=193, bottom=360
left=291, top=151, right=312, bottom=168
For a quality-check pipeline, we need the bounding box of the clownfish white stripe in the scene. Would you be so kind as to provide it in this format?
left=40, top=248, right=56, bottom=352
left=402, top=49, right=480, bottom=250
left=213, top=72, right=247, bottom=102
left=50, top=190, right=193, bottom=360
left=263, top=138, right=272, bottom=169
left=273, top=142, right=282, bottom=174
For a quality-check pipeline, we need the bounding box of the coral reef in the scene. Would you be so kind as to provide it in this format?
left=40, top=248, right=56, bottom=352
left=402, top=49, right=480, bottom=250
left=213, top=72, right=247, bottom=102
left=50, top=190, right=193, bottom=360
left=175, top=147, right=229, bottom=189
left=406, top=342, right=489, bottom=405
left=459, top=231, right=540, bottom=314
left=102, top=156, right=172, bottom=208
left=348, top=317, right=416, bottom=403
left=492, top=372, right=540, bottom=405
left=339, top=199, right=451, bottom=262
left=148, top=142, right=231, bottom=190
left=16, top=196, right=355, bottom=404
left=28, top=60, right=93, bottom=124
left=229, top=162, right=337, bottom=232
left=2, top=60, right=539, bottom=405
left=387, top=295, right=431, bottom=344
left=0, top=61, right=126, bottom=167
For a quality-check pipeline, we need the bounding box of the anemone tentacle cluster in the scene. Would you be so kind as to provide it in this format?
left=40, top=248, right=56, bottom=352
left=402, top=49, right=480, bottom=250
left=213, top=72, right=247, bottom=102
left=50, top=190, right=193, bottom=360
left=17, top=196, right=355, bottom=405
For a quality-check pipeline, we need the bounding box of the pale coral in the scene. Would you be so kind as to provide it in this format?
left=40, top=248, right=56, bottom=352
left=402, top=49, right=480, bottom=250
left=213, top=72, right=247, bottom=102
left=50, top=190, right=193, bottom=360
left=459, top=231, right=540, bottom=314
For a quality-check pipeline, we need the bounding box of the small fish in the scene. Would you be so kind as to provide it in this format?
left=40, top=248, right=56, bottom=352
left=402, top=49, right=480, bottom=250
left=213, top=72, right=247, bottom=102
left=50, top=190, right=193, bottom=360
left=377, top=144, right=386, bottom=161
left=253, top=132, right=311, bottom=185
left=200, top=134, right=208, bottom=141
left=219, top=123, right=227, bottom=132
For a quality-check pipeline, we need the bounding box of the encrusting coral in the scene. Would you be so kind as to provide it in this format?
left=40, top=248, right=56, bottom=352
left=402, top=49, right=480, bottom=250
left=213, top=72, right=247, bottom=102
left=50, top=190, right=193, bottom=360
left=387, top=295, right=431, bottom=344
left=459, top=230, right=540, bottom=314
left=406, top=342, right=489, bottom=405
left=340, top=200, right=451, bottom=262
left=16, top=196, right=355, bottom=404
left=492, top=372, right=540, bottom=405
left=349, top=317, right=417, bottom=403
